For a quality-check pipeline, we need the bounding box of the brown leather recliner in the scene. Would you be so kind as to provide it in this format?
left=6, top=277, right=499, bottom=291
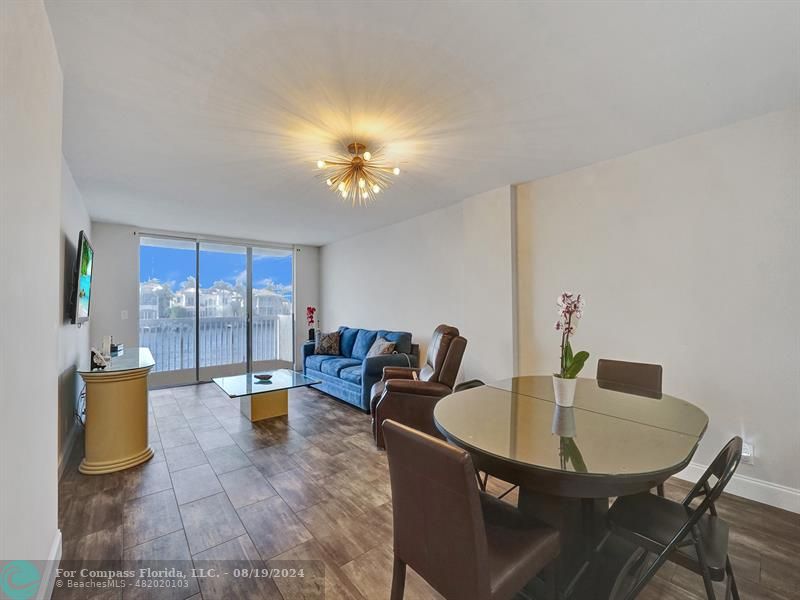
left=370, top=324, right=467, bottom=449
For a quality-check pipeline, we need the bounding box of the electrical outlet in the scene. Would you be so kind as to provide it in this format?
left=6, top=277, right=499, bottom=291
left=121, top=310, right=128, bottom=320
left=741, top=441, right=754, bottom=465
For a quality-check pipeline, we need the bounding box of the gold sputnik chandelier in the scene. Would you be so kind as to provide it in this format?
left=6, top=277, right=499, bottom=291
left=316, top=142, right=400, bottom=205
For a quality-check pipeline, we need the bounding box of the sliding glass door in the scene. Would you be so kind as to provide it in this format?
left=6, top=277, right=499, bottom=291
left=139, top=235, right=294, bottom=386
left=197, top=242, right=248, bottom=380
left=139, top=237, right=198, bottom=386
left=252, top=247, right=294, bottom=369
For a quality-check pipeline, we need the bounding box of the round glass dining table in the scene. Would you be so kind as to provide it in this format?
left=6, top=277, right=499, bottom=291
left=434, top=376, right=708, bottom=599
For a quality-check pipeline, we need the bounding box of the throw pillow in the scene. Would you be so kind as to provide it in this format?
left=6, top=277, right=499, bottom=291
left=315, top=331, right=340, bottom=356
left=366, top=337, right=396, bottom=358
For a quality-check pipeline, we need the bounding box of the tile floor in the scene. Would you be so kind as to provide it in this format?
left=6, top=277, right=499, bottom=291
left=57, top=384, right=799, bottom=599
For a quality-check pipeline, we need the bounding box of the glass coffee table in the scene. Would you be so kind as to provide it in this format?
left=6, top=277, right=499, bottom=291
left=212, top=369, right=321, bottom=422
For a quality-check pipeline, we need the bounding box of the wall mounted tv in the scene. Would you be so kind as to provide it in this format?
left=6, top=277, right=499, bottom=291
left=70, top=230, right=94, bottom=324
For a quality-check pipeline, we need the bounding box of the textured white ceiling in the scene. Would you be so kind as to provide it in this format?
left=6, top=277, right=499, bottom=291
left=45, top=1, right=799, bottom=245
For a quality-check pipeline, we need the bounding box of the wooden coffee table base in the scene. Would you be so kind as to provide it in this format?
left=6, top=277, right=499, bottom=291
left=239, top=389, right=289, bottom=422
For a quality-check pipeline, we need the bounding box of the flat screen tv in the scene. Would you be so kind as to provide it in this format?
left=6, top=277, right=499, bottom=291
left=70, top=230, right=94, bottom=324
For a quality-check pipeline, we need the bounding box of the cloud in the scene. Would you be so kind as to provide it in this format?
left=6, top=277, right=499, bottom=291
left=253, top=252, right=292, bottom=262
left=256, top=278, right=292, bottom=296
left=226, top=272, right=292, bottom=298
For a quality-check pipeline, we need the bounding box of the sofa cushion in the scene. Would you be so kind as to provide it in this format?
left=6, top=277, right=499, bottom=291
left=352, top=329, right=379, bottom=360
left=377, top=330, right=412, bottom=355
left=315, top=330, right=340, bottom=355
left=305, top=354, right=338, bottom=371
left=338, top=327, right=359, bottom=358
left=321, top=357, right=361, bottom=377
left=367, top=337, right=396, bottom=358
left=339, top=365, right=362, bottom=385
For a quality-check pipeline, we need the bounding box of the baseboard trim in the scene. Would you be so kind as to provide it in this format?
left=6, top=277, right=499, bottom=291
left=39, top=529, right=62, bottom=600
left=58, top=422, right=79, bottom=480
left=677, top=462, right=800, bottom=514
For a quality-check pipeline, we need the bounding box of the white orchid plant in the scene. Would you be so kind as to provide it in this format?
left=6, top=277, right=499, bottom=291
left=554, top=292, right=589, bottom=379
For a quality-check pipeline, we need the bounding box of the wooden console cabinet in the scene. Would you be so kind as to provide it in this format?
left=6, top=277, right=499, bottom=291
left=77, top=347, right=155, bottom=474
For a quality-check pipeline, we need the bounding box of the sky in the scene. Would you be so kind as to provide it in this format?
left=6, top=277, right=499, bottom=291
left=139, top=245, right=292, bottom=296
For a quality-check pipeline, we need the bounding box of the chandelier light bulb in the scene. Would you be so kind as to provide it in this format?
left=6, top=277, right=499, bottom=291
left=316, top=142, right=401, bottom=205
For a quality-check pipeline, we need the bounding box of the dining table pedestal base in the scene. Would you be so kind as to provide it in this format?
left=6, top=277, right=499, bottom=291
left=517, top=489, right=637, bottom=599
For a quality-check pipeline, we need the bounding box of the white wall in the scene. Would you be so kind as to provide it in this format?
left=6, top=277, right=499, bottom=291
left=90, top=222, right=140, bottom=350
left=462, top=188, right=517, bottom=382
left=320, top=187, right=516, bottom=381
left=516, top=109, right=800, bottom=507
left=321, top=202, right=464, bottom=358
left=0, top=0, right=64, bottom=571
left=58, top=159, right=91, bottom=474
left=294, top=245, right=320, bottom=370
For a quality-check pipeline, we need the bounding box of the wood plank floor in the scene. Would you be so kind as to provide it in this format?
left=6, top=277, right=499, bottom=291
left=58, top=384, right=799, bottom=599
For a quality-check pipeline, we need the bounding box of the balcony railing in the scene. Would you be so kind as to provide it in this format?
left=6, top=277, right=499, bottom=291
left=139, top=315, right=292, bottom=372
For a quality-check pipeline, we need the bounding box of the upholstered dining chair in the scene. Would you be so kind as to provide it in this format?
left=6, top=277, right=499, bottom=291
left=606, top=437, right=743, bottom=600
left=597, top=358, right=665, bottom=496
left=370, top=324, right=467, bottom=449
left=382, top=420, right=561, bottom=600
left=596, top=358, right=663, bottom=399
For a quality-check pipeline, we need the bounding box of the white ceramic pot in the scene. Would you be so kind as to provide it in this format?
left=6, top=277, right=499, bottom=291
left=552, top=375, right=577, bottom=407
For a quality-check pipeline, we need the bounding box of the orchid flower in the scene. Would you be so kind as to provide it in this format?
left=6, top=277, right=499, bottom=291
left=555, top=291, right=589, bottom=378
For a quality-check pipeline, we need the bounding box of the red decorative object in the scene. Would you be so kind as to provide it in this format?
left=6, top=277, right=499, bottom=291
left=306, top=306, right=317, bottom=327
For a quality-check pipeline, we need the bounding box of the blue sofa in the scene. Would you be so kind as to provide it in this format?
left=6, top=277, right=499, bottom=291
left=302, top=326, right=419, bottom=411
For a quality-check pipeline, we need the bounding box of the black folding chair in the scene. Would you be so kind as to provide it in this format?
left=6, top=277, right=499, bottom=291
left=606, top=437, right=742, bottom=600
